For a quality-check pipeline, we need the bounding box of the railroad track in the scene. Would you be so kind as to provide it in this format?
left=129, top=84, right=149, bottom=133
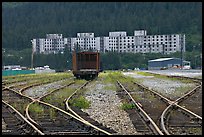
left=2, top=86, right=33, bottom=114
left=2, top=100, right=44, bottom=135
left=2, top=74, right=81, bottom=135
left=25, top=80, right=114, bottom=135
left=2, top=73, right=73, bottom=88
left=119, top=74, right=202, bottom=135
left=2, top=72, right=202, bottom=135
left=179, top=87, right=202, bottom=116
left=3, top=77, right=112, bottom=135
left=160, top=77, right=202, bottom=135
left=117, top=80, right=164, bottom=135
left=2, top=85, right=43, bottom=135
left=65, top=80, right=116, bottom=135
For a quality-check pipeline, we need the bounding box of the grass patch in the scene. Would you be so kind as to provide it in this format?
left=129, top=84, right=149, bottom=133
left=29, top=103, right=44, bottom=115
left=173, top=85, right=194, bottom=96
left=187, top=127, right=202, bottom=134
left=42, top=87, right=76, bottom=107
left=49, top=108, right=57, bottom=120
left=120, top=102, right=136, bottom=110
left=99, top=71, right=124, bottom=84
left=69, top=96, right=91, bottom=109
left=103, top=85, right=116, bottom=91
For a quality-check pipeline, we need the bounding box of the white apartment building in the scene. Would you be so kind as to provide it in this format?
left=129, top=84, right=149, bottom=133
left=70, top=33, right=101, bottom=52
left=102, top=30, right=185, bottom=54
left=31, top=34, right=68, bottom=54
left=31, top=30, right=185, bottom=55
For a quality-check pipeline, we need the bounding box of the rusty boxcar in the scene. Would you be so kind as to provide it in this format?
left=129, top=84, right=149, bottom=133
left=72, top=51, right=100, bottom=79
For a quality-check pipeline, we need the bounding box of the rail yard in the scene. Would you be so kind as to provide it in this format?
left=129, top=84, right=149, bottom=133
left=2, top=70, right=202, bottom=135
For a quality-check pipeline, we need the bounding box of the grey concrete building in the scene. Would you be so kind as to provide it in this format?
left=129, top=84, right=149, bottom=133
left=31, top=34, right=68, bottom=54
left=31, top=30, right=185, bottom=55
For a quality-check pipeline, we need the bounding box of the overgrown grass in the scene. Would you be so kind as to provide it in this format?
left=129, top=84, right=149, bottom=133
left=3, top=72, right=72, bottom=85
left=187, top=127, right=202, bottom=134
left=99, top=71, right=123, bottom=84
left=29, top=103, right=44, bottom=115
left=49, top=108, right=57, bottom=120
left=69, top=96, right=91, bottom=109
left=103, top=85, right=117, bottom=91
left=42, top=87, right=76, bottom=107
left=173, top=85, right=194, bottom=96
left=120, top=102, right=136, bottom=110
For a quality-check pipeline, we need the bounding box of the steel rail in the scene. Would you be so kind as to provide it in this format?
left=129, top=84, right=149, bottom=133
left=132, top=81, right=173, bottom=105
left=38, top=100, right=112, bottom=135
left=19, top=78, right=72, bottom=94
left=3, top=85, right=35, bottom=101
left=117, top=80, right=164, bottom=135
left=2, top=100, right=44, bottom=135
left=160, top=82, right=202, bottom=135
left=25, top=81, right=112, bottom=135
left=65, top=80, right=113, bottom=135
left=132, top=79, right=202, bottom=119
left=65, top=81, right=90, bottom=121
left=123, top=73, right=202, bottom=135
left=25, top=81, right=75, bottom=127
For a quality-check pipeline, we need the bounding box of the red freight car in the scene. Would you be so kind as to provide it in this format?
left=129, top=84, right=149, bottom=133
left=72, top=51, right=100, bottom=79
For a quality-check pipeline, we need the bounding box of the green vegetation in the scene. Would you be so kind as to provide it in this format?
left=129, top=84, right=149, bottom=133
left=99, top=71, right=123, bottom=84
left=103, top=85, right=117, bottom=91
left=2, top=2, right=202, bottom=70
left=69, top=96, right=91, bottom=109
left=29, top=103, right=44, bottom=115
left=174, top=85, right=195, bottom=96
left=42, top=87, right=75, bottom=108
left=49, top=108, right=57, bottom=120
left=120, top=102, right=136, bottom=110
left=187, top=127, right=202, bottom=135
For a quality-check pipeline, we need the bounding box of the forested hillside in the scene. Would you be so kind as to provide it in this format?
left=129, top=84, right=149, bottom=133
left=2, top=2, right=202, bottom=70
left=2, top=2, right=202, bottom=51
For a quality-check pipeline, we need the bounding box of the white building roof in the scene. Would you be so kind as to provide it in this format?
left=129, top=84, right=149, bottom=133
left=148, top=58, right=174, bottom=62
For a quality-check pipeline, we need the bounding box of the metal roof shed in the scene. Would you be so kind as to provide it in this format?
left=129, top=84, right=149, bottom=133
left=148, top=58, right=188, bottom=70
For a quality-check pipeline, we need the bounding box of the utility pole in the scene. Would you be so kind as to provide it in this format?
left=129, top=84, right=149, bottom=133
left=201, top=53, right=202, bottom=69
left=180, top=34, right=184, bottom=69
left=31, top=40, right=34, bottom=69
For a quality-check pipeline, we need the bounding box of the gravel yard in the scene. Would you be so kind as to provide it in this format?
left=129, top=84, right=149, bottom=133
left=144, top=69, right=202, bottom=78
left=82, top=80, right=139, bottom=135
left=23, top=79, right=69, bottom=98
left=123, top=72, right=196, bottom=99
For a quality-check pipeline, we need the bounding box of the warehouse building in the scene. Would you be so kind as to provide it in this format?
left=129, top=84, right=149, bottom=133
left=148, top=58, right=190, bottom=70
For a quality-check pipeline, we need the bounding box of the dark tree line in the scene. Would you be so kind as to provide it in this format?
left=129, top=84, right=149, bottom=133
left=2, top=2, right=202, bottom=52
left=2, top=2, right=202, bottom=70
left=3, top=49, right=202, bottom=71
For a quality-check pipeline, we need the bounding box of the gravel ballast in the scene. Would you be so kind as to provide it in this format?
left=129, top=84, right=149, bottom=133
left=23, top=79, right=69, bottom=98
left=82, top=80, right=139, bottom=135
left=123, top=72, right=196, bottom=99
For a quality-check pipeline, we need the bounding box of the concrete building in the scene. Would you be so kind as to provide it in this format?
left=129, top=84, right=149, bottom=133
left=31, top=34, right=68, bottom=54
left=32, top=30, right=185, bottom=55
left=148, top=58, right=190, bottom=70
left=102, top=30, right=185, bottom=54
left=69, top=33, right=101, bottom=52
